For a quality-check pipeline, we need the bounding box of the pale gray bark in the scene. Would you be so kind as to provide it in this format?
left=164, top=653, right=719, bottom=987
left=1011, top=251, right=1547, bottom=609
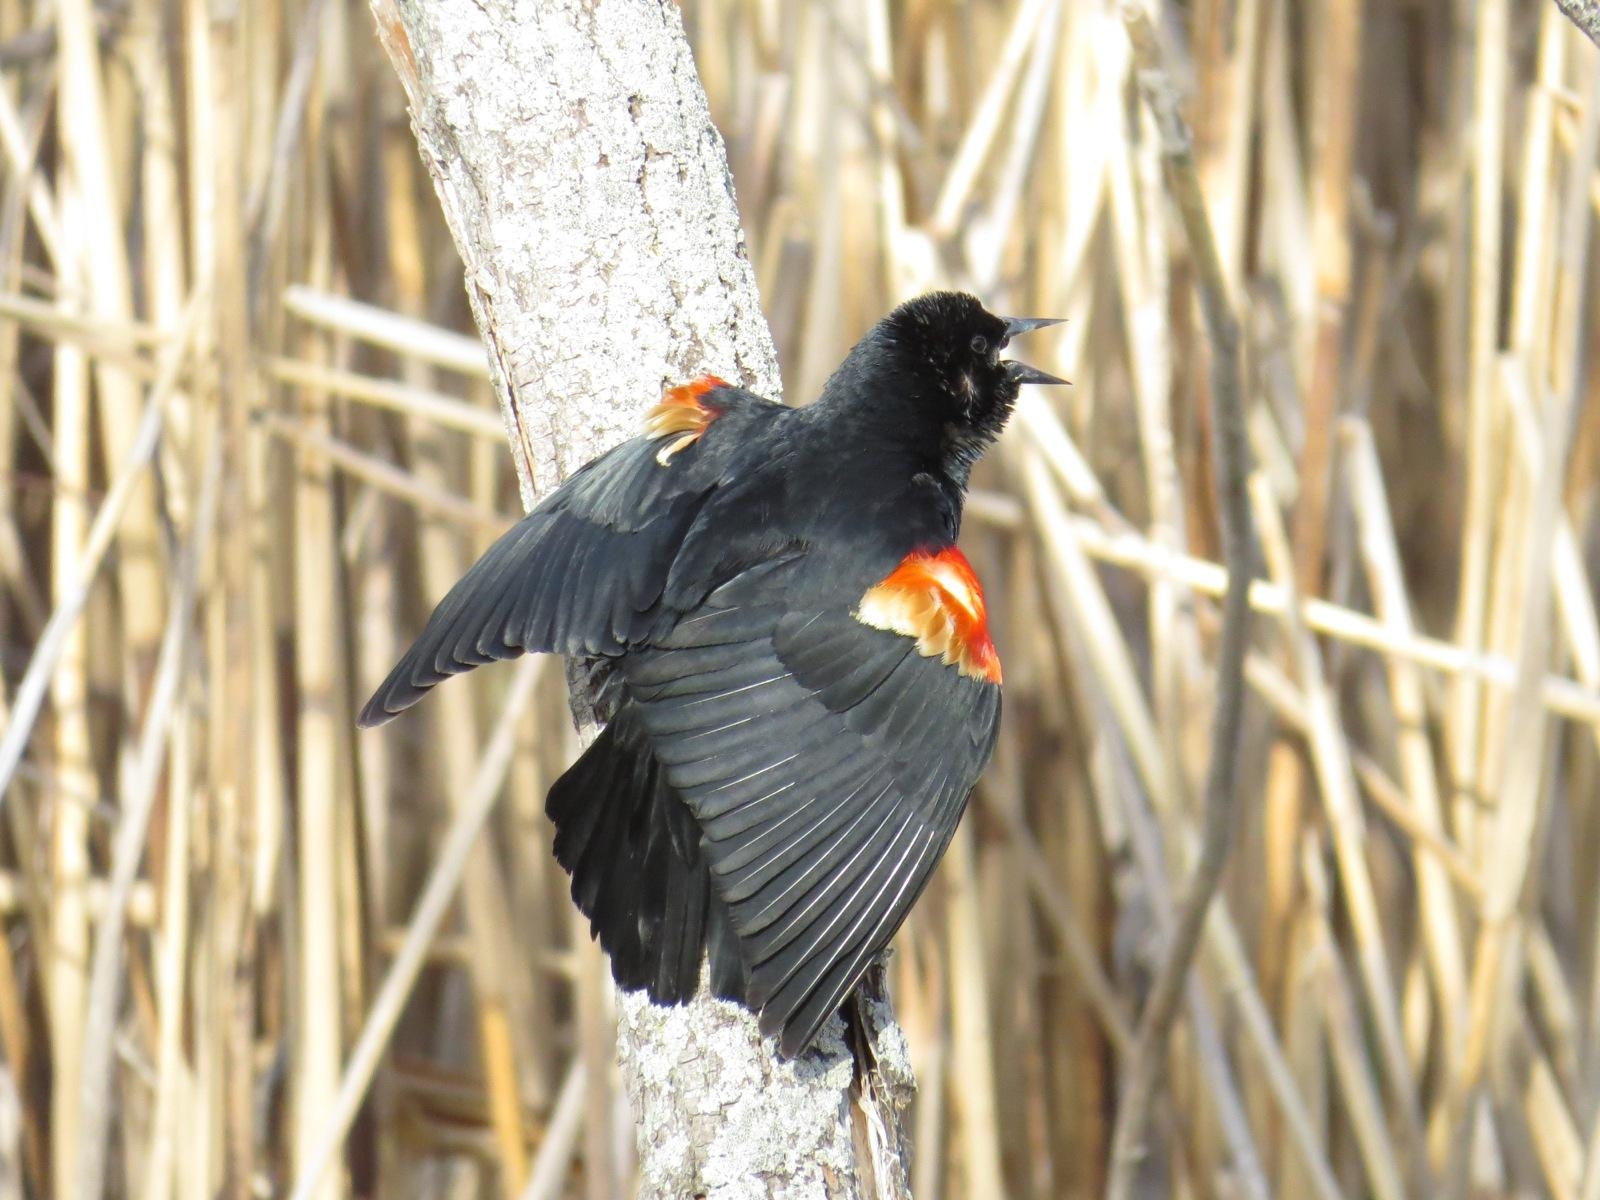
left=371, top=2, right=915, bottom=1196
left=1555, top=0, right=1600, bottom=46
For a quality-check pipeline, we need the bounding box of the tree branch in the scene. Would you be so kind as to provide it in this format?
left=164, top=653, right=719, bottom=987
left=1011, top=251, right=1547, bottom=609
left=371, top=2, right=914, bottom=1196
left=1554, top=0, right=1600, bottom=47
left=1105, top=8, right=1257, bottom=1197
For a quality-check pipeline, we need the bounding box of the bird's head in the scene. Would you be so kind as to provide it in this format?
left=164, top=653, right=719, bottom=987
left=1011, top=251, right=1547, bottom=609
left=852, top=291, right=1064, bottom=476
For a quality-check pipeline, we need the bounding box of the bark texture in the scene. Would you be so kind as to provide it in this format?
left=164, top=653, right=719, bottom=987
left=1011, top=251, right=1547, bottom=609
left=372, top=2, right=914, bottom=1196
left=1555, top=0, right=1600, bottom=46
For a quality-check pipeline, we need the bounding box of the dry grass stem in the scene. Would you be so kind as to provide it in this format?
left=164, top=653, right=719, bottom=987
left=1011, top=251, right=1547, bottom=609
left=1104, top=9, right=1256, bottom=1193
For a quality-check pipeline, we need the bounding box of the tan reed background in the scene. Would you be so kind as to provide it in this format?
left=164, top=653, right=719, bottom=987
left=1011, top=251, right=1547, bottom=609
left=3, top=0, right=1600, bottom=1197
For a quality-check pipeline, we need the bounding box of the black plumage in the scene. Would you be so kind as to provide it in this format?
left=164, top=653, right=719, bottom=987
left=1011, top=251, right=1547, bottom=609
left=359, top=291, right=1061, bottom=1056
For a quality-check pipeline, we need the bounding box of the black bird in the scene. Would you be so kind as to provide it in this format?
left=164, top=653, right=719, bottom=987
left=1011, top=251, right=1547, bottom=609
left=360, top=292, right=1063, bottom=1056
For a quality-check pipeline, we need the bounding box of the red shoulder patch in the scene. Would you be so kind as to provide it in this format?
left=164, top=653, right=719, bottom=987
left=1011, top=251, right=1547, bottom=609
left=644, top=375, right=732, bottom=464
left=855, top=547, right=1002, bottom=684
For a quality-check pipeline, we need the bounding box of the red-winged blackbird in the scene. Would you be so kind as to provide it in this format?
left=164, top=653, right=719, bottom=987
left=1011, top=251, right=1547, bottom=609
left=360, top=292, right=1062, bottom=1056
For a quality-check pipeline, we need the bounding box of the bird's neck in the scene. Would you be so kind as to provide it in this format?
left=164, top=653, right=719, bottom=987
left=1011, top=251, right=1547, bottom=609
left=812, top=367, right=979, bottom=493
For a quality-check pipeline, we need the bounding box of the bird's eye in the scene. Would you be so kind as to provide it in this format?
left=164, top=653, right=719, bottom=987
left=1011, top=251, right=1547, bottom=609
left=970, top=334, right=989, bottom=356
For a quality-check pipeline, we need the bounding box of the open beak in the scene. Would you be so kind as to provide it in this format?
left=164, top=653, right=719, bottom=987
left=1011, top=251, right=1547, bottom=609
left=1001, top=316, right=1067, bottom=385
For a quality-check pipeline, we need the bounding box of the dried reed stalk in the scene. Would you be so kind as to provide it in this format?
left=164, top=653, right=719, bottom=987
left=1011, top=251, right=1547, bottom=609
left=1104, top=9, right=1256, bottom=1195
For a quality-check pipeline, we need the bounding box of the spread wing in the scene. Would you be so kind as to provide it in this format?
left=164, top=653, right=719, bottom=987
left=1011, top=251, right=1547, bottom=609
left=623, top=552, right=1002, bottom=1055
left=359, top=378, right=760, bottom=727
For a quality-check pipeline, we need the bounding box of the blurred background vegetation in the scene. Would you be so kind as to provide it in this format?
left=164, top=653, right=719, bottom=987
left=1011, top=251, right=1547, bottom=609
left=3, top=0, right=1600, bottom=1197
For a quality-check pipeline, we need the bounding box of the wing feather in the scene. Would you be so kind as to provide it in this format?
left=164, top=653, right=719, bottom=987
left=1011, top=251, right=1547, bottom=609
left=623, top=568, right=1000, bottom=1055
left=359, top=382, right=792, bottom=727
left=740, top=791, right=904, bottom=945
left=358, top=432, right=729, bottom=726
left=712, top=766, right=883, bottom=886
left=754, top=818, right=921, bottom=986
left=766, top=828, right=942, bottom=1051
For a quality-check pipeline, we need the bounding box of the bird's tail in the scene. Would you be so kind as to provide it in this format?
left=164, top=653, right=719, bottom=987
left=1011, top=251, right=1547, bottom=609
left=547, top=703, right=748, bottom=1005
